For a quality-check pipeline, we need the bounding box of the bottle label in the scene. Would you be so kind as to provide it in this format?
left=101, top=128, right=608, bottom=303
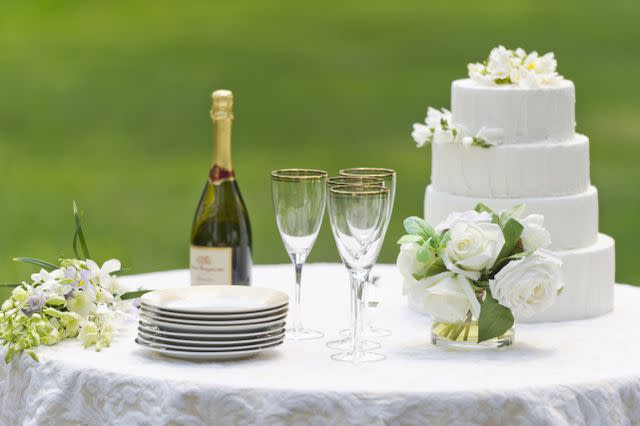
left=190, top=245, right=233, bottom=285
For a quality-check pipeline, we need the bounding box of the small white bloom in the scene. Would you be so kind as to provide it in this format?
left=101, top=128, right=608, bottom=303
left=442, top=220, right=505, bottom=281
left=425, top=107, right=451, bottom=129
left=435, top=210, right=493, bottom=234
left=432, top=129, right=455, bottom=144
left=520, top=214, right=551, bottom=251
left=461, top=136, right=474, bottom=148
left=396, top=242, right=422, bottom=295
left=490, top=249, right=563, bottom=317
left=411, top=123, right=431, bottom=147
left=475, top=127, right=504, bottom=146
left=420, top=272, right=480, bottom=323
left=486, top=45, right=514, bottom=80
left=67, top=291, right=97, bottom=318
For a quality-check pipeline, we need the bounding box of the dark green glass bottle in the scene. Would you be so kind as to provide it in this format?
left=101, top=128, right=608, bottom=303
left=190, top=90, right=252, bottom=286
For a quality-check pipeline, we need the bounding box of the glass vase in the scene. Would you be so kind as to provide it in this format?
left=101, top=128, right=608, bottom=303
left=431, top=314, right=514, bottom=350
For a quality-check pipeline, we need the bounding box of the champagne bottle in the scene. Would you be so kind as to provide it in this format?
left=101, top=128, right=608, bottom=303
left=190, top=90, right=253, bottom=286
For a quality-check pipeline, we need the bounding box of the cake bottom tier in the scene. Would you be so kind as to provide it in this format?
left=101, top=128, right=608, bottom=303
left=407, top=231, right=616, bottom=323
left=519, top=233, right=615, bottom=322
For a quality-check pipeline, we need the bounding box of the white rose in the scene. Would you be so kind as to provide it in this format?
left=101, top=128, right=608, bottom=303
left=441, top=220, right=505, bottom=281
left=420, top=272, right=480, bottom=323
left=396, top=242, right=421, bottom=295
left=435, top=210, right=492, bottom=234
left=520, top=214, right=551, bottom=251
left=489, top=249, right=564, bottom=317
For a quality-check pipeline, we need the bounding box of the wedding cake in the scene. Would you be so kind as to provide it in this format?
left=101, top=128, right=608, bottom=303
left=412, top=46, right=615, bottom=322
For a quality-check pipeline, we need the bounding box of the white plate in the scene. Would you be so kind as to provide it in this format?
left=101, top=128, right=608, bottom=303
left=135, top=338, right=283, bottom=361
left=139, top=311, right=288, bottom=326
left=140, top=303, right=289, bottom=320
left=139, top=317, right=287, bottom=332
left=141, top=286, right=289, bottom=314
left=136, top=334, right=285, bottom=351
left=138, top=328, right=285, bottom=346
left=138, top=321, right=285, bottom=339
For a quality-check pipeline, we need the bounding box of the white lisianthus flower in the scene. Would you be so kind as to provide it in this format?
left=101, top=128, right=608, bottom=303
left=520, top=214, right=551, bottom=251
left=435, top=210, right=492, bottom=234
left=419, top=272, right=480, bottom=323
left=396, top=242, right=422, bottom=295
left=490, top=249, right=563, bottom=317
left=442, top=220, right=505, bottom=281
left=411, top=123, right=432, bottom=147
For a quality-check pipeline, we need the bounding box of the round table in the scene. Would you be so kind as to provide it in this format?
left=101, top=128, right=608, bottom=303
left=1, top=264, right=639, bottom=425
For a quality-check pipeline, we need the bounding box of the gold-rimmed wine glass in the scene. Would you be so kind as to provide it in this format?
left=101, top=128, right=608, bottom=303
left=327, top=183, right=390, bottom=362
left=325, top=176, right=385, bottom=351
left=339, top=168, right=396, bottom=338
left=271, top=169, right=327, bottom=340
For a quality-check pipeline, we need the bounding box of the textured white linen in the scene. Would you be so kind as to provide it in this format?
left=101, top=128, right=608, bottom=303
left=1, top=264, right=639, bottom=426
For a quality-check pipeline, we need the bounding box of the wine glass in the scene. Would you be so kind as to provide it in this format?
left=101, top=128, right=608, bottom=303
left=271, top=169, right=327, bottom=340
left=327, top=184, right=390, bottom=362
left=325, top=176, right=384, bottom=351
left=339, top=168, right=396, bottom=338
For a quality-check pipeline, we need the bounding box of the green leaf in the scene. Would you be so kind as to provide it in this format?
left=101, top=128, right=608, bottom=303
left=120, top=289, right=151, bottom=300
left=111, top=268, right=130, bottom=277
left=478, top=290, right=514, bottom=343
left=397, top=234, right=424, bottom=245
left=496, top=218, right=524, bottom=261
left=425, top=259, right=447, bottom=277
left=438, top=231, right=451, bottom=250
left=474, top=203, right=499, bottom=223
left=72, top=201, right=91, bottom=260
left=470, top=137, right=493, bottom=149
left=0, top=283, right=20, bottom=288
left=499, top=204, right=526, bottom=227
left=403, top=216, right=437, bottom=240
left=416, top=239, right=435, bottom=264
left=13, top=257, right=58, bottom=271
left=491, top=250, right=533, bottom=272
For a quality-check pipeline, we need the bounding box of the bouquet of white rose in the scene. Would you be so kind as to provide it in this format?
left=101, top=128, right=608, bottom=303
left=0, top=203, right=147, bottom=363
left=397, top=203, right=564, bottom=347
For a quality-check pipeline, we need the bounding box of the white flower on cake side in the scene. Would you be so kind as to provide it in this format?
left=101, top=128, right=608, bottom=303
left=468, top=45, right=564, bottom=88
left=411, top=107, right=503, bottom=149
left=396, top=203, right=564, bottom=344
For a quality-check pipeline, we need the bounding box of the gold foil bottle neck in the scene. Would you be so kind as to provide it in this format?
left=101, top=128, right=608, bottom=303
left=211, top=89, right=234, bottom=120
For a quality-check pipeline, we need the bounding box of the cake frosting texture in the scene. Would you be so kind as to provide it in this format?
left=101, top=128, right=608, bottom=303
left=419, top=76, right=616, bottom=323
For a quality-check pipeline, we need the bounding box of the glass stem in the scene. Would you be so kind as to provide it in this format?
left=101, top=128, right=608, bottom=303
left=362, top=271, right=371, bottom=332
left=350, top=271, right=367, bottom=361
left=291, top=253, right=305, bottom=334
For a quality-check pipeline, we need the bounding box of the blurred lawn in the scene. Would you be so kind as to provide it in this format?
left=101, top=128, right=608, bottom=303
left=1, top=0, right=639, bottom=299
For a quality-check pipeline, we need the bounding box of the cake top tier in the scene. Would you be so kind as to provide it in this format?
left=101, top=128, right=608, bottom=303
left=467, top=46, right=564, bottom=89
left=451, top=78, right=575, bottom=144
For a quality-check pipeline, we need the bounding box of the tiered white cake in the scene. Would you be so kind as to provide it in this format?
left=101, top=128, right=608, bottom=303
left=420, top=49, right=615, bottom=322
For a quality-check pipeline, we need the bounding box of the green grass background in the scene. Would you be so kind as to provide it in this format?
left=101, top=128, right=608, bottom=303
left=1, top=0, right=639, bottom=298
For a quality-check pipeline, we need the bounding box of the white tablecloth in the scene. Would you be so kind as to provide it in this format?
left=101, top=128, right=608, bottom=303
left=1, top=264, right=640, bottom=425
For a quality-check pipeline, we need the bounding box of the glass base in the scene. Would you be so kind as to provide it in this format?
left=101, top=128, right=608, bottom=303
left=331, top=350, right=385, bottom=363
left=338, top=326, right=392, bottom=339
left=431, top=321, right=514, bottom=350
left=286, top=328, right=324, bottom=340
left=326, top=337, right=381, bottom=350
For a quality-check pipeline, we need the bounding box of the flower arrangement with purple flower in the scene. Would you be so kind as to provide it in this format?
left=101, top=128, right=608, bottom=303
left=0, top=203, right=148, bottom=363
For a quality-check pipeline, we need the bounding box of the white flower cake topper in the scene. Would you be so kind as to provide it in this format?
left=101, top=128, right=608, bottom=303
left=468, top=45, right=564, bottom=88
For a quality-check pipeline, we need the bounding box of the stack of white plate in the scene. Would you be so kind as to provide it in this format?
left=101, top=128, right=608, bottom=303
left=135, top=286, right=288, bottom=361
